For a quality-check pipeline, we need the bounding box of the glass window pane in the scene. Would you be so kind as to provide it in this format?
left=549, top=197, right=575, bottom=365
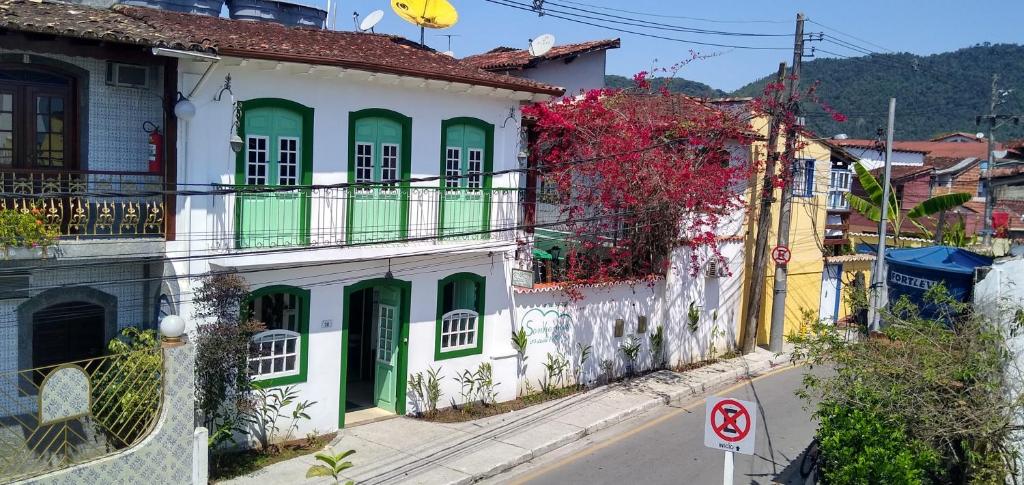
left=0, top=113, right=11, bottom=131
left=0, top=94, right=10, bottom=112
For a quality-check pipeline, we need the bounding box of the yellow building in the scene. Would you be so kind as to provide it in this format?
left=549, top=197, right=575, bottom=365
left=722, top=105, right=832, bottom=345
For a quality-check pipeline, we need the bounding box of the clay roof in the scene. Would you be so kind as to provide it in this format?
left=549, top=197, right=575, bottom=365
left=930, top=132, right=986, bottom=143
left=0, top=0, right=563, bottom=96
left=463, top=38, right=620, bottom=71
left=868, top=164, right=933, bottom=182
left=833, top=138, right=993, bottom=159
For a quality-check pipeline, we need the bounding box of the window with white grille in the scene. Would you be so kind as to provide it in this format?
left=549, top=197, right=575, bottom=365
left=278, top=137, right=299, bottom=186
left=248, top=291, right=302, bottom=379
left=440, top=310, right=478, bottom=351
left=246, top=136, right=268, bottom=185
left=355, top=143, right=373, bottom=184
left=467, top=149, right=483, bottom=190
left=445, top=147, right=461, bottom=188
left=792, top=159, right=816, bottom=197
left=827, top=169, right=851, bottom=209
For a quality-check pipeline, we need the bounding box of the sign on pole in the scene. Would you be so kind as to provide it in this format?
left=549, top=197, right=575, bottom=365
left=705, top=396, right=757, bottom=455
left=771, top=245, right=791, bottom=266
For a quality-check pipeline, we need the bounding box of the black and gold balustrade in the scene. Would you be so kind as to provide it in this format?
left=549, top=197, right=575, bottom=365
left=0, top=170, right=165, bottom=238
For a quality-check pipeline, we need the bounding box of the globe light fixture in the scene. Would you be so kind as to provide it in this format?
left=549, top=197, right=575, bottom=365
left=159, top=314, right=186, bottom=342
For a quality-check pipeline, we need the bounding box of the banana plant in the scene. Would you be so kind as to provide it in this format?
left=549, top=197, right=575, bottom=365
left=846, top=162, right=971, bottom=245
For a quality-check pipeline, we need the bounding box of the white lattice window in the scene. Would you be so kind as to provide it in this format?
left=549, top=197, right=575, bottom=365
left=440, top=310, right=478, bottom=351
left=249, top=329, right=300, bottom=379
left=445, top=147, right=461, bottom=188
left=377, top=304, right=396, bottom=362
left=827, top=169, right=851, bottom=210
left=355, top=142, right=373, bottom=184
left=278, top=137, right=299, bottom=186
left=381, top=143, right=399, bottom=188
left=246, top=136, right=269, bottom=185
left=467, top=149, right=483, bottom=190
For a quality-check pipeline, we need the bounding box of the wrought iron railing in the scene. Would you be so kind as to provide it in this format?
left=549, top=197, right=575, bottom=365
left=0, top=170, right=166, bottom=239
left=0, top=347, right=164, bottom=482
left=207, top=185, right=522, bottom=250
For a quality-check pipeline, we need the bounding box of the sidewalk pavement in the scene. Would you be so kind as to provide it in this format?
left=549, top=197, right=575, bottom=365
left=223, top=347, right=793, bottom=485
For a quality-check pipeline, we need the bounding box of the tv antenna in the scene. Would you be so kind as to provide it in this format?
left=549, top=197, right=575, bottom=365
left=529, top=34, right=556, bottom=57
left=437, top=33, right=460, bottom=54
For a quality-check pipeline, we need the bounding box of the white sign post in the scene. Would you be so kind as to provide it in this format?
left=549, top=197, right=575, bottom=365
left=705, top=396, right=757, bottom=485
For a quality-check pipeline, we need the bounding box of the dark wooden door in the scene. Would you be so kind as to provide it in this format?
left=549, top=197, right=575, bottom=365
left=32, top=301, right=106, bottom=371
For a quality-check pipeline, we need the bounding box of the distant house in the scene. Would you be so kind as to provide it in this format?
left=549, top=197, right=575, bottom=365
left=930, top=131, right=986, bottom=143
left=463, top=39, right=620, bottom=97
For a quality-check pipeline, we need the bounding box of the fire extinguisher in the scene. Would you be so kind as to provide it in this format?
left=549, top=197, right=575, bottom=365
left=144, top=121, right=162, bottom=174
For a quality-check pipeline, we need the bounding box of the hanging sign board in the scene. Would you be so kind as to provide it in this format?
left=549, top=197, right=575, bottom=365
left=511, top=268, right=535, bottom=289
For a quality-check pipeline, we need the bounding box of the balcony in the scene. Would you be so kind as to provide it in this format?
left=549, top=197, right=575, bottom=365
left=209, top=185, right=521, bottom=252
left=0, top=169, right=166, bottom=239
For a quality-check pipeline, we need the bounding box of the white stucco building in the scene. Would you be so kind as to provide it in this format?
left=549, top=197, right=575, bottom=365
left=463, top=38, right=620, bottom=97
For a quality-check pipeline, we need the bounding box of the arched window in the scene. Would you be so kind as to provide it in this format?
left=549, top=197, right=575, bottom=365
left=246, top=286, right=309, bottom=385
left=435, top=273, right=485, bottom=360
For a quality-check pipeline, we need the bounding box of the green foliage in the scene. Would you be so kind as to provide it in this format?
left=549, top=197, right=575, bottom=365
left=687, top=301, right=700, bottom=333
left=408, top=366, right=443, bottom=416
left=605, top=74, right=727, bottom=98
left=790, top=286, right=1021, bottom=482
left=540, top=352, right=568, bottom=393
left=816, top=396, right=940, bottom=485
left=732, top=44, right=1024, bottom=140
left=511, top=326, right=528, bottom=355
left=648, top=326, right=664, bottom=369
left=941, top=214, right=978, bottom=248
left=475, top=362, right=499, bottom=406
left=453, top=369, right=476, bottom=409
left=248, top=385, right=316, bottom=452
left=306, top=447, right=355, bottom=485
left=619, top=336, right=642, bottom=376
left=0, top=208, right=59, bottom=255
left=573, top=342, right=592, bottom=388
left=92, top=327, right=161, bottom=448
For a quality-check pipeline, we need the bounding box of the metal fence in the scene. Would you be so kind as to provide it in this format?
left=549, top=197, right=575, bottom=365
left=0, top=347, right=164, bottom=482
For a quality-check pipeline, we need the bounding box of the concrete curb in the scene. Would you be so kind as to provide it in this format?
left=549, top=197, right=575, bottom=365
left=459, top=350, right=794, bottom=483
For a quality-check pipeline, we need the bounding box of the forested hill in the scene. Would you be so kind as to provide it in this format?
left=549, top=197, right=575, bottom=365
left=608, top=44, right=1024, bottom=140
left=604, top=74, right=726, bottom=98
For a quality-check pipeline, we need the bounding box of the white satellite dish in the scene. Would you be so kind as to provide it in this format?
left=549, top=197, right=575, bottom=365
left=360, top=9, right=384, bottom=32
left=529, top=34, right=556, bottom=57
left=442, top=51, right=455, bottom=57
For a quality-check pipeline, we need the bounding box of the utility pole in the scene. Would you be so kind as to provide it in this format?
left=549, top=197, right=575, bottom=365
left=867, top=98, right=896, bottom=332
left=741, top=62, right=787, bottom=355
left=767, top=12, right=805, bottom=353
left=982, top=74, right=999, bottom=246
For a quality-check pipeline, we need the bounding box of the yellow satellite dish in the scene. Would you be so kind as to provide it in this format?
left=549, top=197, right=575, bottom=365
left=391, top=0, right=458, bottom=44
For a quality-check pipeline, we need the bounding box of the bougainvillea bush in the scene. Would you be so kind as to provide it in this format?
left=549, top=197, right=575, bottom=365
left=523, top=72, right=756, bottom=289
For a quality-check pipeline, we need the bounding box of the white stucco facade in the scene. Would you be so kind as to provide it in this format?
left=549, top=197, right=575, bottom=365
left=513, top=50, right=609, bottom=97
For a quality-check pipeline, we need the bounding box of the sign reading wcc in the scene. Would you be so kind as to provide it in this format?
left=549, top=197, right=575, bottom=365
left=704, top=396, right=757, bottom=455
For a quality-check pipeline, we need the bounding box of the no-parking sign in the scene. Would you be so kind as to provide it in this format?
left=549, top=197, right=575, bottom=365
left=704, top=396, right=757, bottom=455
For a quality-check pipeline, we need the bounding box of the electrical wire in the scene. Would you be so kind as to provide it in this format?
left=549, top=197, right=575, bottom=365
left=534, top=0, right=792, bottom=37
left=556, top=0, right=790, bottom=24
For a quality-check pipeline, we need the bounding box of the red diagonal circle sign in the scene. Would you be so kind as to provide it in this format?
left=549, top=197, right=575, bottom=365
left=711, top=399, right=751, bottom=442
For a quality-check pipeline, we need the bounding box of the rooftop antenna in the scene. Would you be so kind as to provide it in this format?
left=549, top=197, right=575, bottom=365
left=352, top=11, right=360, bottom=30
left=529, top=33, right=556, bottom=57
left=359, top=9, right=384, bottom=33
left=438, top=33, right=460, bottom=55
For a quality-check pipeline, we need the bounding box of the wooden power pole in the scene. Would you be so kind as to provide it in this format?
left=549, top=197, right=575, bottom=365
left=741, top=62, right=788, bottom=355
left=768, top=13, right=806, bottom=352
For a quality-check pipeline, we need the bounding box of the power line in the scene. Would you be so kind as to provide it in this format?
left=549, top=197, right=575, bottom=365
left=806, top=19, right=895, bottom=54
left=483, top=0, right=792, bottom=50
left=536, top=0, right=792, bottom=37
left=556, top=0, right=790, bottom=24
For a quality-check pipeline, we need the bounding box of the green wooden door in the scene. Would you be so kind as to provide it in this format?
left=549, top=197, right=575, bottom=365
left=238, top=106, right=307, bottom=248
left=373, top=286, right=400, bottom=412
left=349, top=117, right=406, bottom=243
left=441, top=124, right=489, bottom=239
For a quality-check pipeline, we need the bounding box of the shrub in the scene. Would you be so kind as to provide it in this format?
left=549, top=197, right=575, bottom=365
left=0, top=208, right=58, bottom=255
left=92, top=327, right=161, bottom=448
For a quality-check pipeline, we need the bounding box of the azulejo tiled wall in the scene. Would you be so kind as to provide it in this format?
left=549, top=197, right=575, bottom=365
left=17, top=340, right=196, bottom=485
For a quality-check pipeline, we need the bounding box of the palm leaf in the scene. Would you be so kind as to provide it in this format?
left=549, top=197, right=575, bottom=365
left=306, top=465, right=336, bottom=479
left=907, top=192, right=971, bottom=219
left=908, top=218, right=934, bottom=239
left=847, top=194, right=881, bottom=222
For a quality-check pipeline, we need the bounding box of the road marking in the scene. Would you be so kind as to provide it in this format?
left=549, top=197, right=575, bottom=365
left=505, top=364, right=802, bottom=484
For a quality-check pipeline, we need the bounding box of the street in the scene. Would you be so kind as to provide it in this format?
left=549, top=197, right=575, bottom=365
left=491, top=366, right=823, bottom=485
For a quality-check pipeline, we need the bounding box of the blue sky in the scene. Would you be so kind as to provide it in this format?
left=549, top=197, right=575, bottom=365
left=336, top=0, right=1023, bottom=91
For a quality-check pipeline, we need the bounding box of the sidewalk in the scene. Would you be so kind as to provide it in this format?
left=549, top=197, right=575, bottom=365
left=223, top=347, right=793, bottom=485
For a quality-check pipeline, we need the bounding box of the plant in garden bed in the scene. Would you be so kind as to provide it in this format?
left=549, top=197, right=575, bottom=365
left=648, top=326, right=664, bottom=370
left=212, top=431, right=338, bottom=481
left=247, top=385, right=316, bottom=453
left=619, top=336, right=642, bottom=377
left=511, top=326, right=529, bottom=395
left=540, top=352, right=568, bottom=394
left=408, top=366, right=443, bottom=417
left=573, top=343, right=592, bottom=389
left=790, top=285, right=1022, bottom=483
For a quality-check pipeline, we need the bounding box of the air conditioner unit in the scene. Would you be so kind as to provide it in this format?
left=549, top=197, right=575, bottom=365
left=106, top=62, right=151, bottom=89
left=705, top=260, right=728, bottom=278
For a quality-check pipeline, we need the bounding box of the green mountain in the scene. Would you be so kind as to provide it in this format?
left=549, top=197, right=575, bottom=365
left=610, top=44, right=1024, bottom=140
left=605, top=74, right=727, bottom=98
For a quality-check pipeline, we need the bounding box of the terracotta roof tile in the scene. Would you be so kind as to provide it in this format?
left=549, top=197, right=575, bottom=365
left=834, top=138, right=993, bottom=159
left=463, top=38, right=620, bottom=71
left=0, top=0, right=563, bottom=96
left=868, top=164, right=933, bottom=182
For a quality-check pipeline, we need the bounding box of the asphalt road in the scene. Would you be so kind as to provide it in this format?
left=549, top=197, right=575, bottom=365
left=491, top=365, right=823, bottom=485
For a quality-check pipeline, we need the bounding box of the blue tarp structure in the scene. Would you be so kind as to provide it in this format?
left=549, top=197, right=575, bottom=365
left=885, top=246, right=992, bottom=319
